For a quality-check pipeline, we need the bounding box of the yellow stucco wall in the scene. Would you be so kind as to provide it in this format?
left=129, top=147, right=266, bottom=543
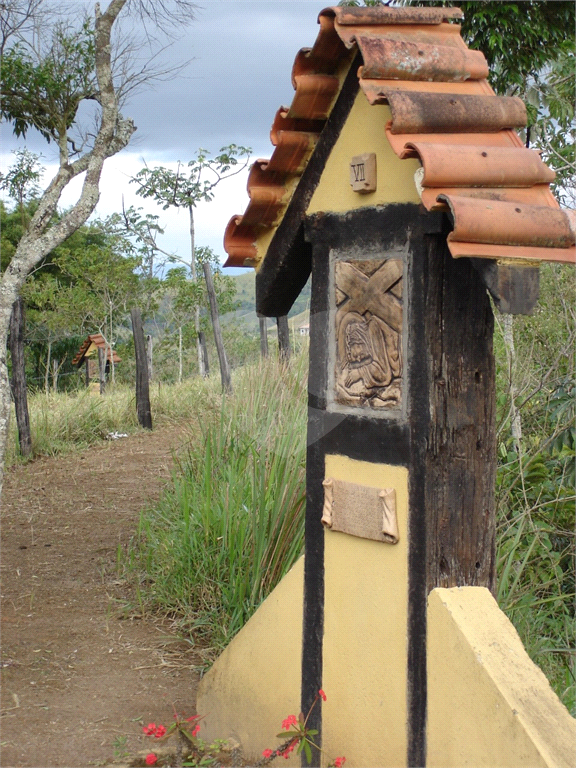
left=195, top=556, right=304, bottom=766
left=427, top=587, right=576, bottom=768
left=322, top=455, right=409, bottom=768
left=307, top=94, right=421, bottom=215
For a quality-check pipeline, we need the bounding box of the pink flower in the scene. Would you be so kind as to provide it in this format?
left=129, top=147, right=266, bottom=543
left=143, top=723, right=157, bottom=735
left=192, top=724, right=200, bottom=737
left=281, top=714, right=298, bottom=731
left=154, top=724, right=167, bottom=738
left=145, top=754, right=157, bottom=766
left=262, top=748, right=274, bottom=759
left=318, top=689, right=327, bottom=702
left=334, top=757, right=346, bottom=768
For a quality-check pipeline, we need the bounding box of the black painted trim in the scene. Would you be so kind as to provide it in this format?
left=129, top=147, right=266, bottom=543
left=256, top=53, right=362, bottom=318
left=405, top=231, right=434, bottom=768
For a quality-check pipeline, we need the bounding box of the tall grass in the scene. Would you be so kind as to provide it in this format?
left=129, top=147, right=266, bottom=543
left=126, top=352, right=308, bottom=648
left=5, top=377, right=223, bottom=467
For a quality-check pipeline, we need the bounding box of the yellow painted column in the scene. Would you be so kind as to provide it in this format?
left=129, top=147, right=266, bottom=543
left=321, top=455, right=409, bottom=767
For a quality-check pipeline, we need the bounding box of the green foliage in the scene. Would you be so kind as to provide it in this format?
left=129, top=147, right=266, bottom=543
left=132, top=146, right=252, bottom=211
left=0, top=149, right=44, bottom=211
left=125, top=352, right=308, bottom=649
left=0, top=18, right=96, bottom=145
left=493, top=263, right=575, bottom=713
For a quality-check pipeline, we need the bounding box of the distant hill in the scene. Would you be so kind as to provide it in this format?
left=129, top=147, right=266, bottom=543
left=223, top=271, right=311, bottom=332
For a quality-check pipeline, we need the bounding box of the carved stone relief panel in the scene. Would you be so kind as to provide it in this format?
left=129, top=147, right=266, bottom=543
left=334, top=258, right=403, bottom=409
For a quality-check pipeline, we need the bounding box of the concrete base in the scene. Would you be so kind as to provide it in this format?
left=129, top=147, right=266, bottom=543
left=427, top=587, right=576, bottom=768
left=196, top=556, right=304, bottom=766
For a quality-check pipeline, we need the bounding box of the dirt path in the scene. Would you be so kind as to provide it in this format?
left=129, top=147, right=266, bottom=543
left=1, top=427, right=202, bottom=768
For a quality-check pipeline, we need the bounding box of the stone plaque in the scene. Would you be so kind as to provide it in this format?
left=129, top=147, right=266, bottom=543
left=335, top=258, right=403, bottom=408
left=321, top=478, right=399, bottom=544
left=350, top=153, right=377, bottom=193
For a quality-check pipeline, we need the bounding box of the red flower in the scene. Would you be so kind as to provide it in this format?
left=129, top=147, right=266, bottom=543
left=154, top=724, right=167, bottom=738
left=192, top=724, right=200, bottom=737
left=334, top=757, right=346, bottom=767
left=281, top=714, right=298, bottom=731
left=262, top=749, right=274, bottom=759
left=143, top=723, right=157, bottom=736
left=318, top=689, right=327, bottom=702
left=145, top=754, right=157, bottom=766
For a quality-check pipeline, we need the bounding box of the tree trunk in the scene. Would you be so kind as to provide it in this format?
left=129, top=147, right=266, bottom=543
left=85, top=359, right=90, bottom=388
left=45, top=340, right=52, bottom=394
left=199, top=331, right=210, bottom=376
left=188, top=205, right=207, bottom=378
left=52, top=358, right=59, bottom=392
left=202, top=261, right=232, bottom=393
left=146, top=334, right=153, bottom=382
left=98, top=347, right=106, bottom=395
left=131, top=307, right=153, bottom=430
left=503, top=314, right=522, bottom=453
left=8, top=297, right=32, bottom=457
left=178, top=326, right=183, bottom=383
left=276, top=315, right=291, bottom=362
left=259, top=315, right=269, bottom=358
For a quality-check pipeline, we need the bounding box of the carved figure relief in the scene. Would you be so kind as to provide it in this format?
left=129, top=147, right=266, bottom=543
left=335, top=259, right=403, bottom=408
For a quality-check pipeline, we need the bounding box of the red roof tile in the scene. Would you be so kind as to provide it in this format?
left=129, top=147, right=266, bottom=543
left=224, top=5, right=575, bottom=269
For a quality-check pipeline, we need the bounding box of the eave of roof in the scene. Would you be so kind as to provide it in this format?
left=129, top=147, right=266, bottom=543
left=223, top=5, right=575, bottom=272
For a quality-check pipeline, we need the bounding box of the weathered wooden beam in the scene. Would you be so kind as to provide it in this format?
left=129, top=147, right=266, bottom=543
left=472, top=258, right=540, bottom=315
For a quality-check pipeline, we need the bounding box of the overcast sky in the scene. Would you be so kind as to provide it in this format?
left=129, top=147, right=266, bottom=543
left=0, top=1, right=328, bottom=273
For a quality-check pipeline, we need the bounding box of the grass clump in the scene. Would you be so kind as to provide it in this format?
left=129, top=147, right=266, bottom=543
left=126, top=352, right=308, bottom=649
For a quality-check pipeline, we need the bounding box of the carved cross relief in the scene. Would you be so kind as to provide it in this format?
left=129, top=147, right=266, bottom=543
left=334, top=258, right=403, bottom=409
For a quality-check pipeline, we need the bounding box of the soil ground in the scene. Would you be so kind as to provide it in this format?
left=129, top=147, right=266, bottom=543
left=1, top=427, right=203, bottom=768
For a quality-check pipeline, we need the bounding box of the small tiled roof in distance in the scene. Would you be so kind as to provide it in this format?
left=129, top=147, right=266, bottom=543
left=72, top=334, right=121, bottom=367
left=224, top=5, right=575, bottom=269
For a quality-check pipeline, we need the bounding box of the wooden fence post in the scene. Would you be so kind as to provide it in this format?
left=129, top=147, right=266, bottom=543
left=8, top=297, right=32, bottom=457
left=131, top=308, right=153, bottom=430
left=258, top=315, right=269, bottom=358
left=276, top=315, right=291, bottom=362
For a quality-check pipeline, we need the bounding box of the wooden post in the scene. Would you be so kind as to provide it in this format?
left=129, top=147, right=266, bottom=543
left=202, top=262, right=232, bottom=393
left=130, top=307, right=153, bottom=429
left=276, top=315, right=291, bottom=362
left=98, top=347, right=106, bottom=395
left=259, top=315, right=269, bottom=358
left=8, top=297, right=32, bottom=457
left=199, top=330, right=210, bottom=376
left=85, top=359, right=90, bottom=388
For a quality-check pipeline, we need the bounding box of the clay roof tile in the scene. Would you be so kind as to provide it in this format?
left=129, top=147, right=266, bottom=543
left=223, top=5, right=575, bottom=269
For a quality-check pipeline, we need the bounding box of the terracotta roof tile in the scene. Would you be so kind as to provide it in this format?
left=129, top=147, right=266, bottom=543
left=223, top=5, right=575, bottom=268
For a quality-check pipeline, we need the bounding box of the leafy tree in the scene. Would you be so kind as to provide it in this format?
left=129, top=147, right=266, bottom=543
left=156, top=247, right=238, bottom=383
left=0, top=0, right=197, bottom=490
left=129, top=146, right=251, bottom=382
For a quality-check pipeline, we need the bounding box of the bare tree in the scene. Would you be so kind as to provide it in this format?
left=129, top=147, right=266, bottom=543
left=0, top=0, right=196, bottom=494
